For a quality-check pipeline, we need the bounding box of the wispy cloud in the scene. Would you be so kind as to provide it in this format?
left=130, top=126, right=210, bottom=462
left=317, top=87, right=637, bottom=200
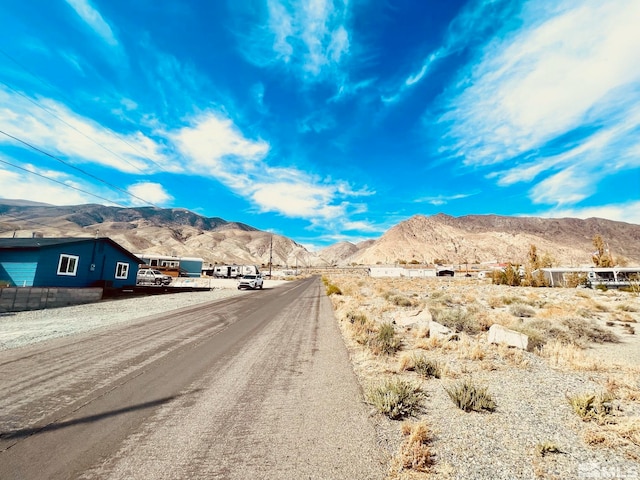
left=0, top=159, right=112, bottom=205
left=383, top=0, right=517, bottom=104
left=169, top=111, right=368, bottom=229
left=0, top=87, right=170, bottom=174
left=237, top=0, right=351, bottom=81
left=415, top=192, right=476, bottom=206
left=65, top=0, right=119, bottom=47
left=538, top=200, right=640, bottom=225
left=436, top=0, right=640, bottom=208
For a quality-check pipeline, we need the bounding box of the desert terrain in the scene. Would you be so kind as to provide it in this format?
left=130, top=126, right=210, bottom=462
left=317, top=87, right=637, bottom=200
left=324, top=274, right=640, bottom=479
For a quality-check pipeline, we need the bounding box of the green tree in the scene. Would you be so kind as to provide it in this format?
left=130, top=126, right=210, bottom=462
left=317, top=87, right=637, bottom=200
left=592, top=235, right=614, bottom=267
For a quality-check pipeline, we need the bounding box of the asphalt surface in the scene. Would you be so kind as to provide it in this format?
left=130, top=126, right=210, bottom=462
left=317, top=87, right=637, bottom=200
left=0, top=277, right=386, bottom=479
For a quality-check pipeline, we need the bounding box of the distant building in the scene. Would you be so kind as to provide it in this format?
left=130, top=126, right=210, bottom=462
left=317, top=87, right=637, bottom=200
left=368, top=267, right=436, bottom=278
left=0, top=238, right=144, bottom=288
left=536, top=267, right=640, bottom=288
left=135, top=253, right=203, bottom=278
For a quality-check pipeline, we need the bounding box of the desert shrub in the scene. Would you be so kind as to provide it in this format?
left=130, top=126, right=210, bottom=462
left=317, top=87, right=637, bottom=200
left=389, top=295, right=414, bottom=307
left=568, top=392, right=614, bottom=424
left=500, top=296, right=522, bottom=305
left=366, top=378, right=424, bottom=419
left=429, top=306, right=483, bottom=334
left=509, top=303, right=535, bottom=318
left=407, top=353, right=442, bottom=379
left=346, top=311, right=368, bottom=324
left=445, top=379, right=496, bottom=412
left=535, top=441, right=562, bottom=457
left=559, top=318, right=619, bottom=344
left=349, top=314, right=377, bottom=346
left=509, top=324, right=547, bottom=351
left=397, top=421, right=434, bottom=472
left=616, top=303, right=638, bottom=313
left=325, top=283, right=342, bottom=296
left=522, top=317, right=619, bottom=349
left=370, top=322, right=402, bottom=355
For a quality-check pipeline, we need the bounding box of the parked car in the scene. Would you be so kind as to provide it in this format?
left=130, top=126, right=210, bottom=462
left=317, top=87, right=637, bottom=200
left=237, top=274, right=264, bottom=290
left=136, top=268, right=173, bottom=286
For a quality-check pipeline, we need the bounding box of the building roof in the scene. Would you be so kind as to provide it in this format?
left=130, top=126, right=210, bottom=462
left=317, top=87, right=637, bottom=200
left=0, top=237, right=144, bottom=264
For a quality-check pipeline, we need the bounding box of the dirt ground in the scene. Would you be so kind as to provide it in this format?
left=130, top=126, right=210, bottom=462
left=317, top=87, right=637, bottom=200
left=325, top=275, right=640, bottom=480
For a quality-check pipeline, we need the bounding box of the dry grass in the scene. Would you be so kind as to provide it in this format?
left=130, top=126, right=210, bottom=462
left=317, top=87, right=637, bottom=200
left=604, top=375, right=640, bottom=402
left=445, top=379, right=496, bottom=412
left=399, top=352, right=443, bottom=378
left=535, top=441, right=562, bottom=457
left=366, top=378, right=425, bottom=419
left=567, top=392, right=614, bottom=424
left=393, top=420, right=435, bottom=473
left=324, top=273, right=640, bottom=473
left=539, top=340, right=604, bottom=371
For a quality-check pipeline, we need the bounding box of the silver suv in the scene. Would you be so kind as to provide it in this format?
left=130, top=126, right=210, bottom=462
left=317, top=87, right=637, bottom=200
left=136, top=268, right=173, bottom=286
left=237, top=274, right=263, bottom=290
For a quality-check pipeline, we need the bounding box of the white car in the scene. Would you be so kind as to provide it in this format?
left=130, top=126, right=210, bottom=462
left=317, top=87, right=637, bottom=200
left=237, top=274, right=264, bottom=290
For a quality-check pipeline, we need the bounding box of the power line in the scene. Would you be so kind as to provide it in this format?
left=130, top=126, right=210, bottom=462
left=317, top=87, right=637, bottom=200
left=0, top=48, right=169, bottom=173
left=0, top=79, right=148, bottom=174
left=0, top=128, right=156, bottom=207
left=0, top=156, right=128, bottom=207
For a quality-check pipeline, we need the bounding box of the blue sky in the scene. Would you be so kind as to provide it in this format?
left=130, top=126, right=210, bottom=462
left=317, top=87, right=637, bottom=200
left=0, top=0, right=639, bottom=250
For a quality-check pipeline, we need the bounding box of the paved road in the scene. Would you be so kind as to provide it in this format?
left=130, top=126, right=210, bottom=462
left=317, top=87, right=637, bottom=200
left=0, top=277, right=386, bottom=479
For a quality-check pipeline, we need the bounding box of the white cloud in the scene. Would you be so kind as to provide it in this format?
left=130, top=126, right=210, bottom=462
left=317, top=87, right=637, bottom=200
left=0, top=87, right=172, bottom=174
left=169, top=111, right=366, bottom=227
left=65, top=0, right=118, bottom=46
left=251, top=181, right=336, bottom=217
left=127, top=182, right=173, bottom=206
left=415, top=192, right=476, bottom=205
left=538, top=201, right=640, bottom=225
left=169, top=112, right=269, bottom=189
left=0, top=161, right=107, bottom=206
left=241, top=0, right=351, bottom=80
left=529, top=167, right=591, bottom=206
left=383, top=0, right=515, bottom=104
left=443, top=0, right=640, bottom=165
left=435, top=0, right=640, bottom=209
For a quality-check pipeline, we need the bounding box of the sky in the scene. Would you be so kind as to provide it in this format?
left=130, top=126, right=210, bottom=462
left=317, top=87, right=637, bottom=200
left=0, top=0, right=639, bottom=250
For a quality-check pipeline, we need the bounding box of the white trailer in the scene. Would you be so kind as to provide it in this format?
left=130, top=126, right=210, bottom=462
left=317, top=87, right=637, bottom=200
left=212, top=264, right=260, bottom=278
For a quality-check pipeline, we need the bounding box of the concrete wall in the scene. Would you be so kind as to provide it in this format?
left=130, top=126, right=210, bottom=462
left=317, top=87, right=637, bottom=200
left=0, top=287, right=103, bottom=313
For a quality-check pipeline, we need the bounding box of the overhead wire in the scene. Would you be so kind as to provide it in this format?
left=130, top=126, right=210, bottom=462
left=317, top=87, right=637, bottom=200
left=0, top=129, right=157, bottom=207
left=0, top=50, right=243, bottom=248
left=0, top=156, right=128, bottom=207
left=0, top=48, right=169, bottom=174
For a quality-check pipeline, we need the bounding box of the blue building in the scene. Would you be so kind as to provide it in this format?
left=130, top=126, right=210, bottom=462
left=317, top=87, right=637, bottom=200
left=0, top=237, right=144, bottom=288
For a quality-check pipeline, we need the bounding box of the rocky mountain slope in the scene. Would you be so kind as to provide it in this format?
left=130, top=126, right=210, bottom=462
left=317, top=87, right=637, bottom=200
left=347, top=214, right=640, bottom=266
left=1, top=201, right=639, bottom=267
left=0, top=202, right=308, bottom=267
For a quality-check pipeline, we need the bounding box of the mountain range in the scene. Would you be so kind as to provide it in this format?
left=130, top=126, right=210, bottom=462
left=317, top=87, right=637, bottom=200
left=1, top=200, right=639, bottom=267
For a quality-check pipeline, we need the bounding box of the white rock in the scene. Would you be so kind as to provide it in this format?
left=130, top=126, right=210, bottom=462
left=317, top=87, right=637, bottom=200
left=429, top=320, right=454, bottom=339
left=488, top=324, right=529, bottom=351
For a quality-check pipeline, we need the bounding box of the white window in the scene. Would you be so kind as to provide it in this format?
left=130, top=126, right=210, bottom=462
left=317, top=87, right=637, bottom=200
left=115, top=262, right=129, bottom=279
left=57, top=254, right=79, bottom=276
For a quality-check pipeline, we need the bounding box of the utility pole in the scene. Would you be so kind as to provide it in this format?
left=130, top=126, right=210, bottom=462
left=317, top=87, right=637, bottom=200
left=269, top=235, right=273, bottom=278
